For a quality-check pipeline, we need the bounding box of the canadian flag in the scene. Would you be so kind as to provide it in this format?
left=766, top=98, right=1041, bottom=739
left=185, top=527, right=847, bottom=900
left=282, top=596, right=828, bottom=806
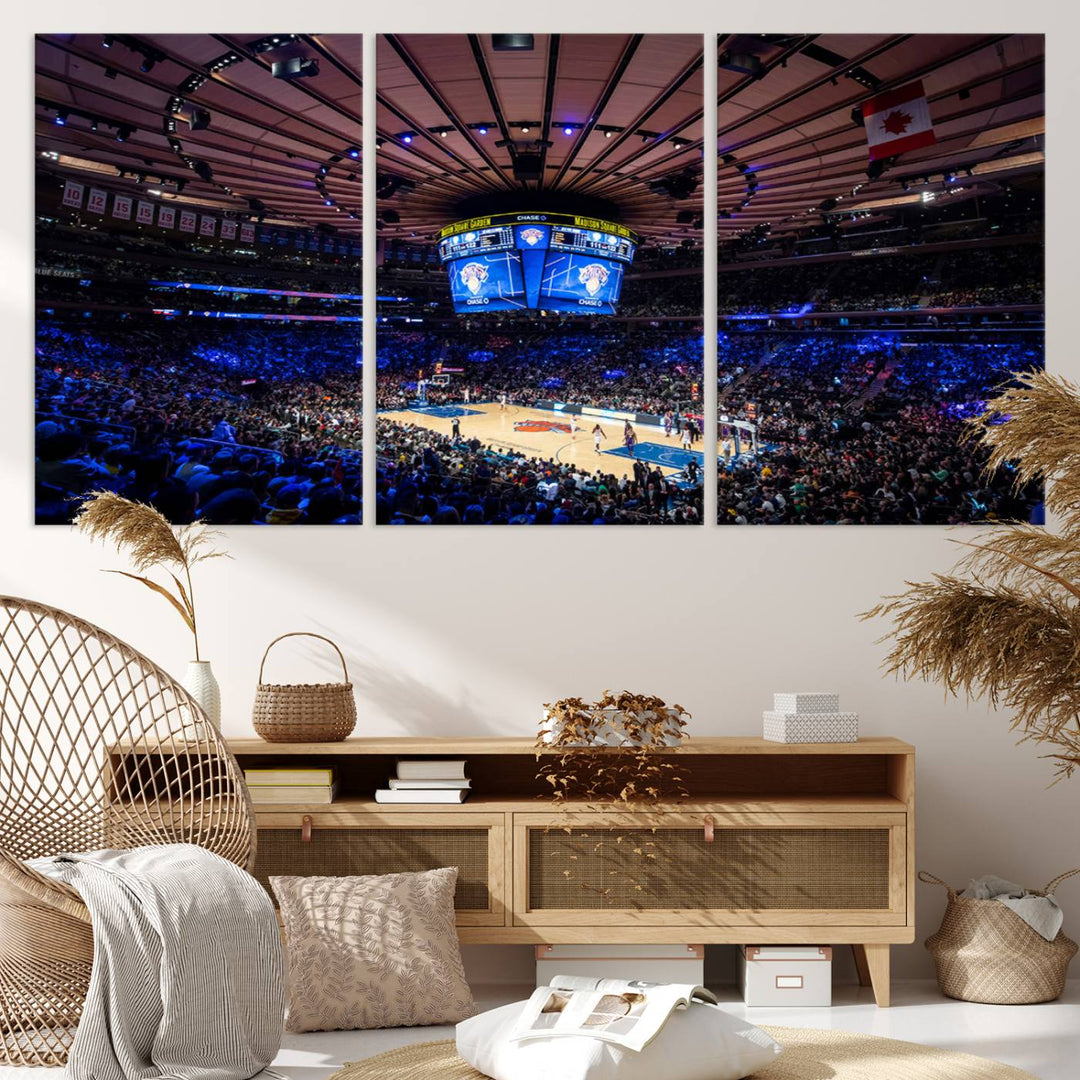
left=863, top=80, right=936, bottom=161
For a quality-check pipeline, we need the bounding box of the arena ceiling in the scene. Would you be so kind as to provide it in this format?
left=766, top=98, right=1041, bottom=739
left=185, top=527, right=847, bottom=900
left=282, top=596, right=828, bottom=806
left=718, top=33, right=1044, bottom=243
left=374, top=34, right=705, bottom=248
left=35, top=33, right=364, bottom=234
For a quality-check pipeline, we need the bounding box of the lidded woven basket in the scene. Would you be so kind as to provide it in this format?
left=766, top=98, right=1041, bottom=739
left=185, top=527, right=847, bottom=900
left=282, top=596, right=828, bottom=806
left=252, top=632, right=357, bottom=743
left=920, top=869, right=1079, bottom=1004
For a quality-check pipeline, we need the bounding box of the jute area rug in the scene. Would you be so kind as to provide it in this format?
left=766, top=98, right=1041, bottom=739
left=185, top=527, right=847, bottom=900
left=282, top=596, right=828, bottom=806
left=329, top=1026, right=1037, bottom=1080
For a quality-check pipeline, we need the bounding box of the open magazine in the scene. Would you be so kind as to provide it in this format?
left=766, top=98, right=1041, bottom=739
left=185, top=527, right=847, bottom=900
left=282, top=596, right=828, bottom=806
left=508, top=974, right=718, bottom=1053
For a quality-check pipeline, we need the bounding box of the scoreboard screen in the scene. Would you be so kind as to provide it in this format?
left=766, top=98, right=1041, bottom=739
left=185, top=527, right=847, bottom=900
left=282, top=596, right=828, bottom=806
left=439, top=212, right=637, bottom=315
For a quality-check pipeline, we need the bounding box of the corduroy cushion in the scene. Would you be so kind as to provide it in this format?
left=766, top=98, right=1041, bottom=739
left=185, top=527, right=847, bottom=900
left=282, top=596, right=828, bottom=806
left=271, top=869, right=477, bottom=1032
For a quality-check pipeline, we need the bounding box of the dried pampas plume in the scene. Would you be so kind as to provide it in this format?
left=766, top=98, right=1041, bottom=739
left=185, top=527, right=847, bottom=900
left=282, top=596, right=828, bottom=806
left=73, top=491, right=229, bottom=661
left=865, top=369, right=1080, bottom=783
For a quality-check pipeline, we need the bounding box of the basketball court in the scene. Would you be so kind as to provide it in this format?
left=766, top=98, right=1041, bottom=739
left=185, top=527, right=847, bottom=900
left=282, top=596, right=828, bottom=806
left=377, top=401, right=703, bottom=483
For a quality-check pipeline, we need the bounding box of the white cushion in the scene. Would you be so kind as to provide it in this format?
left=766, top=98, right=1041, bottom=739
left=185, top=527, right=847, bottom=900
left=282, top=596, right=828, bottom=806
left=456, top=999, right=782, bottom=1080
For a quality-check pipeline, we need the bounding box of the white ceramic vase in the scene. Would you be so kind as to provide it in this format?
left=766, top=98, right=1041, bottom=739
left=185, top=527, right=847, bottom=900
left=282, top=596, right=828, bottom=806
left=182, top=660, right=221, bottom=730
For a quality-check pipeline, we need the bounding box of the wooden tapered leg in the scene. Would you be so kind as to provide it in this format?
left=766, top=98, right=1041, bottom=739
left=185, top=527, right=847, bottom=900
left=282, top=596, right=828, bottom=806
left=851, top=944, right=872, bottom=988
left=858, top=943, right=890, bottom=1007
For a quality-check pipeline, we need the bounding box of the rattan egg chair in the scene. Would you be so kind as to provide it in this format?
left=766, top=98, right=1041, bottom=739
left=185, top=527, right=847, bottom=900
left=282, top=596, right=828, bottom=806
left=0, top=596, right=256, bottom=1066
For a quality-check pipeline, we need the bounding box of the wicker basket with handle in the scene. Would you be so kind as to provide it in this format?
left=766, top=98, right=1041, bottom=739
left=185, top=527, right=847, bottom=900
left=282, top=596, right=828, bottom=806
left=252, top=632, right=357, bottom=743
left=920, top=868, right=1079, bottom=1004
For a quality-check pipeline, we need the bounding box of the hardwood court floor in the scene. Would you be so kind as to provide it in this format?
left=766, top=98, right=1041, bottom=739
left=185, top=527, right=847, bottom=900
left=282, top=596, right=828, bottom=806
left=378, top=401, right=702, bottom=482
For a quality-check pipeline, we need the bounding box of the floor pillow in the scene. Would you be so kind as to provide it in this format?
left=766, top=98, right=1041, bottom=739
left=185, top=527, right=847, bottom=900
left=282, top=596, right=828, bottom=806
left=272, top=868, right=477, bottom=1032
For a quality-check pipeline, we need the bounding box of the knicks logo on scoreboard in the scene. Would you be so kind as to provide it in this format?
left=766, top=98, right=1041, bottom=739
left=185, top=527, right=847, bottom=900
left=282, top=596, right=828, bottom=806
left=578, top=262, right=610, bottom=296
left=459, top=261, right=489, bottom=295
left=519, top=227, right=544, bottom=246
left=514, top=420, right=572, bottom=433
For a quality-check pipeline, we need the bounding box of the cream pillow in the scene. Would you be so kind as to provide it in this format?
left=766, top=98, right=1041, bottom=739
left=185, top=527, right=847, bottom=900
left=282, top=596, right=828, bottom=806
left=456, top=999, right=782, bottom=1080
left=271, top=868, right=476, bottom=1032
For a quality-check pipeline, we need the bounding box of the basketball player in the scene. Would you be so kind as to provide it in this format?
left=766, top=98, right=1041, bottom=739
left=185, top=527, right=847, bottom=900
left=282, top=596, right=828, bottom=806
left=681, top=424, right=693, bottom=453
left=663, top=411, right=673, bottom=439
left=499, top=391, right=508, bottom=411
left=624, top=421, right=637, bottom=458
left=592, top=423, right=606, bottom=455
left=463, top=385, right=471, bottom=405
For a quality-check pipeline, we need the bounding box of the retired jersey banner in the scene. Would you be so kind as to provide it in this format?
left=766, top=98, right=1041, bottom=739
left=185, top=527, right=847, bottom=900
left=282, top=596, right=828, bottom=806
left=240, top=222, right=255, bottom=243
left=61, top=180, right=85, bottom=209
left=87, top=187, right=108, bottom=215
left=136, top=200, right=155, bottom=225
left=179, top=209, right=197, bottom=233
left=158, top=205, right=176, bottom=229
left=199, top=214, right=216, bottom=237
left=863, top=80, right=936, bottom=161
left=112, top=194, right=133, bottom=220
left=220, top=219, right=237, bottom=240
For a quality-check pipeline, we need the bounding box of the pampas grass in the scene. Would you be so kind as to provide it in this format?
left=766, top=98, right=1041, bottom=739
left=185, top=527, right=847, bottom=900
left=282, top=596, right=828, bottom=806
left=73, top=491, right=228, bottom=661
left=866, top=370, right=1080, bottom=782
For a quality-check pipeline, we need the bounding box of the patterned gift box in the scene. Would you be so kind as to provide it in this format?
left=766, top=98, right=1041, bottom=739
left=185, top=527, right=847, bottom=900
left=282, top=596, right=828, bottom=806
left=763, top=710, right=859, bottom=744
left=772, top=692, right=841, bottom=715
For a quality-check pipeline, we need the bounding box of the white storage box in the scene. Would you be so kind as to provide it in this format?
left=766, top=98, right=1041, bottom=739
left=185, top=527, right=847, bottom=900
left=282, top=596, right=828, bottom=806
left=762, top=711, right=858, bottom=743
left=772, top=692, right=840, bottom=715
left=738, top=946, right=832, bottom=1007
left=536, top=944, right=704, bottom=987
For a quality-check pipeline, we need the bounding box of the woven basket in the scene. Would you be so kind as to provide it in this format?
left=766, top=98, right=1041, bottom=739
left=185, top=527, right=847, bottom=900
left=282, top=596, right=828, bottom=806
left=921, top=868, right=1079, bottom=1004
left=252, top=632, right=357, bottom=743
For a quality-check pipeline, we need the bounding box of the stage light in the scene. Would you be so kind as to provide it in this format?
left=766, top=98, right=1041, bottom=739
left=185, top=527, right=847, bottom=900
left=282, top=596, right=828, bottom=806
left=563, top=126, right=574, bottom=136
left=272, top=57, right=319, bottom=80
left=440, top=130, right=448, bottom=138
left=401, top=133, right=413, bottom=144
left=116, top=125, right=133, bottom=142
left=104, top=67, right=118, bottom=79
left=325, top=199, right=334, bottom=206
left=140, top=57, right=156, bottom=74
left=520, top=125, right=531, bottom=134
left=188, top=107, right=211, bottom=131
left=477, top=126, right=488, bottom=136
left=102, top=36, right=113, bottom=49
left=54, top=111, right=67, bottom=126
left=944, top=170, right=957, bottom=184
left=192, top=159, right=213, bottom=182
left=347, top=146, right=360, bottom=158
left=605, top=130, right=613, bottom=139
left=90, top=119, right=98, bottom=132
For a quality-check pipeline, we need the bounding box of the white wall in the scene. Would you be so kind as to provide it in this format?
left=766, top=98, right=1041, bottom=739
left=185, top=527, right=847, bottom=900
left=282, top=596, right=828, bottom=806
left=7, top=0, right=1079, bottom=983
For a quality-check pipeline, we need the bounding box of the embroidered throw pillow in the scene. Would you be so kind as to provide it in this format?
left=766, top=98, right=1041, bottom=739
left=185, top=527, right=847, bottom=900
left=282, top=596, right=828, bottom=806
left=270, top=868, right=477, bottom=1032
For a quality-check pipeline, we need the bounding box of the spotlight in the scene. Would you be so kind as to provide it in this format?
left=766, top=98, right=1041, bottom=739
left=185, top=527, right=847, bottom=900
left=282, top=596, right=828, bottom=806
left=347, top=146, right=360, bottom=158
left=604, top=130, right=613, bottom=139
left=563, top=126, right=574, bottom=136
left=440, top=130, right=448, bottom=138
left=90, top=119, right=98, bottom=132
left=271, top=57, right=319, bottom=80
left=104, top=67, right=118, bottom=79
left=102, top=35, right=113, bottom=49
left=188, top=107, right=211, bottom=131
left=325, top=199, right=334, bottom=206
left=492, top=34, right=534, bottom=51
left=672, top=140, right=684, bottom=150
left=192, top=159, right=213, bottom=182
left=944, top=170, right=957, bottom=184
left=520, top=125, right=531, bottom=134
left=401, top=133, right=413, bottom=144
left=54, top=111, right=67, bottom=126
left=375, top=137, right=384, bottom=149
left=140, top=57, right=156, bottom=74
left=866, top=158, right=885, bottom=181
left=477, top=126, right=488, bottom=136
left=116, top=124, right=133, bottom=142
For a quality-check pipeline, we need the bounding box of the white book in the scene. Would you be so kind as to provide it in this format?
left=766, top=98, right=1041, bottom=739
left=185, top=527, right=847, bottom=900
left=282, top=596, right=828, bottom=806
left=395, top=759, right=467, bottom=780
left=375, top=788, right=468, bottom=804
left=388, top=778, right=471, bottom=790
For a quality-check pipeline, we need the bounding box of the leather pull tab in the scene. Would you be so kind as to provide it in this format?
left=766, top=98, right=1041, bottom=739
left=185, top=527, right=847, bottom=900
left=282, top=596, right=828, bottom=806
left=301, top=815, right=312, bottom=842
left=703, top=815, right=715, bottom=843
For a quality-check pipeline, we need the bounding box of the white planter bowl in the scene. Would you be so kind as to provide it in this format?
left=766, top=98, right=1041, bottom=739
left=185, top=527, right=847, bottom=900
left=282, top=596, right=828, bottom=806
left=540, top=707, right=684, bottom=747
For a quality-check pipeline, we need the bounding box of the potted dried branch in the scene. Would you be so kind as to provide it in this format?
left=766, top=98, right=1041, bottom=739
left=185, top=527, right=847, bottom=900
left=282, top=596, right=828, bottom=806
left=74, top=490, right=229, bottom=727
left=866, top=370, right=1080, bottom=781
left=535, top=692, right=690, bottom=908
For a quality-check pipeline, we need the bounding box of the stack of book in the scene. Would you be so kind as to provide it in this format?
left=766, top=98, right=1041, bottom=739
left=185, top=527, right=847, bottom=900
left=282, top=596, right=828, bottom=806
left=245, top=766, right=337, bottom=804
left=375, top=759, right=470, bottom=803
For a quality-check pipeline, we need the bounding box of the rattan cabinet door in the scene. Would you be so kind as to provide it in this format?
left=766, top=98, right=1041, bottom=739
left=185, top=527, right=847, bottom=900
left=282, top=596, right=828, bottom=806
left=253, top=811, right=506, bottom=925
left=513, top=811, right=906, bottom=927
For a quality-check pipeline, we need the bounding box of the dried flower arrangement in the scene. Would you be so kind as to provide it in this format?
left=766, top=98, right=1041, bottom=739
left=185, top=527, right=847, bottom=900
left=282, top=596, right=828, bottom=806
left=866, top=370, right=1080, bottom=782
left=73, top=491, right=228, bottom=662
left=535, top=692, right=690, bottom=906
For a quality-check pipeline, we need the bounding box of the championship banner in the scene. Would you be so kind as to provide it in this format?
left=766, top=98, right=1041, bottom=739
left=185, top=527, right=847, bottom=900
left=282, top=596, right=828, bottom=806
left=179, top=210, right=197, bottom=233
left=61, top=180, right=85, bottom=209
left=112, top=194, right=133, bottom=220
left=199, top=214, right=216, bottom=237
left=294, top=232, right=306, bottom=248
left=158, top=205, right=176, bottom=229
left=220, top=219, right=237, bottom=240
left=863, top=80, right=936, bottom=161
left=136, top=200, right=155, bottom=225
left=240, top=222, right=255, bottom=243
left=87, top=187, right=108, bottom=215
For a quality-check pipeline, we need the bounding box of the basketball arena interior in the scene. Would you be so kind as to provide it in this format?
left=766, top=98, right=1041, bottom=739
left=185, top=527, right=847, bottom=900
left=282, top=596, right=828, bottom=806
left=35, top=33, right=1043, bottom=527
left=713, top=33, right=1044, bottom=524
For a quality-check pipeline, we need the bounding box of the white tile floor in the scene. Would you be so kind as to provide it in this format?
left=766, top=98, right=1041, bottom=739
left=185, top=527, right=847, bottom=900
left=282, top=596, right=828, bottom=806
left=2, top=981, right=1075, bottom=1080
